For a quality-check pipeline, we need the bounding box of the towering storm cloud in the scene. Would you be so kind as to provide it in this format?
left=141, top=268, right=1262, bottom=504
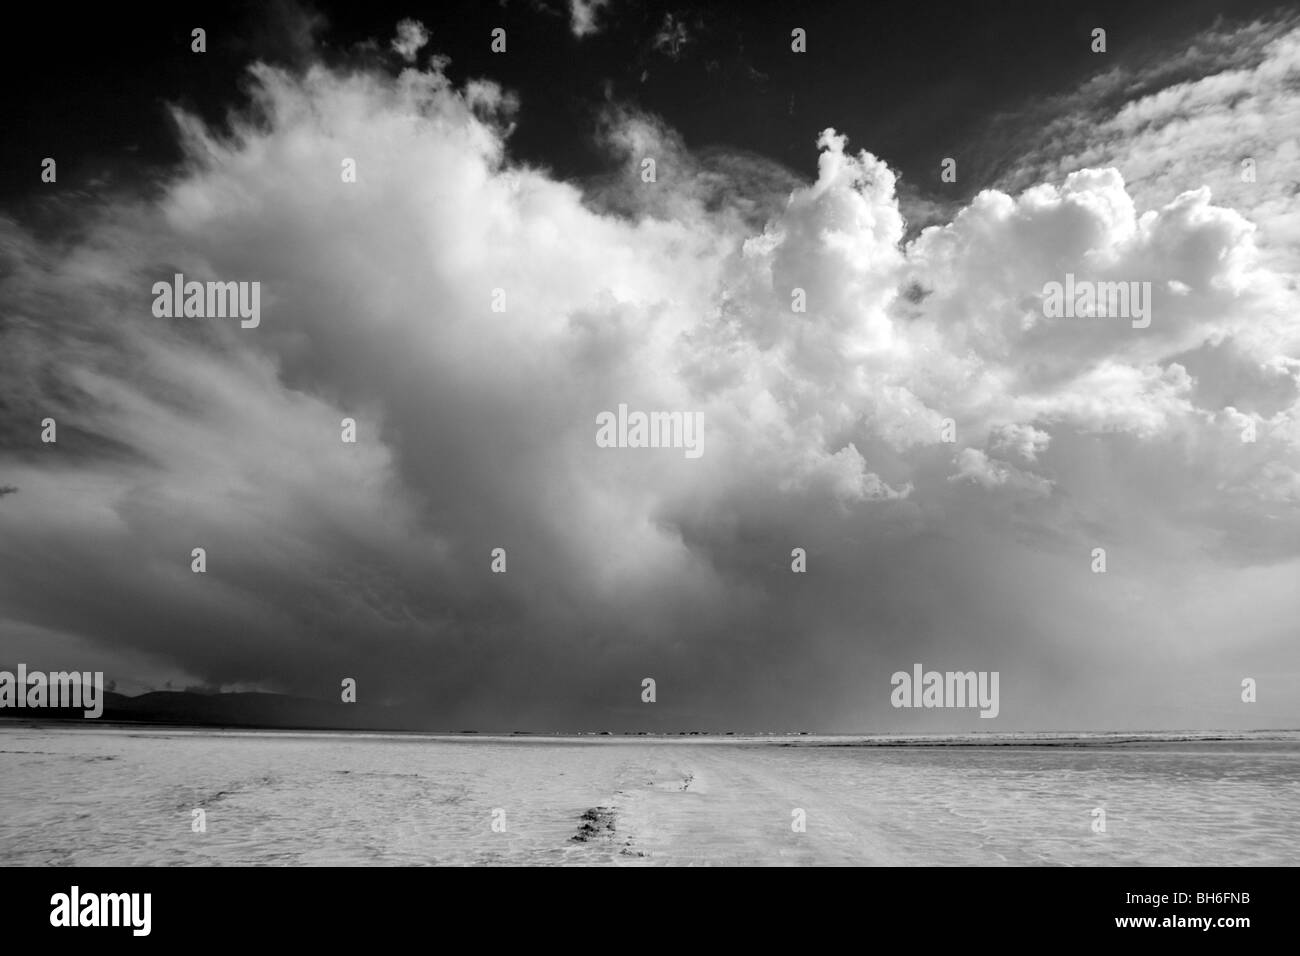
left=1, top=10, right=1297, bottom=731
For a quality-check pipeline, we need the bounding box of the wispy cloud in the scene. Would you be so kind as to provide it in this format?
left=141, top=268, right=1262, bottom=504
left=568, top=0, right=610, bottom=39
left=390, top=18, right=430, bottom=63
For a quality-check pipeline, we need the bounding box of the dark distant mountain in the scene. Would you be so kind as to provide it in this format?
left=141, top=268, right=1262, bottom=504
left=0, top=689, right=437, bottom=732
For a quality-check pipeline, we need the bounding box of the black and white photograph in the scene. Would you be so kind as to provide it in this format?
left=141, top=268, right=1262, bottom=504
left=0, top=0, right=1296, bottom=931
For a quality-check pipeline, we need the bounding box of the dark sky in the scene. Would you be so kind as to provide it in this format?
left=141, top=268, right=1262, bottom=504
left=2, top=0, right=1291, bottom=207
